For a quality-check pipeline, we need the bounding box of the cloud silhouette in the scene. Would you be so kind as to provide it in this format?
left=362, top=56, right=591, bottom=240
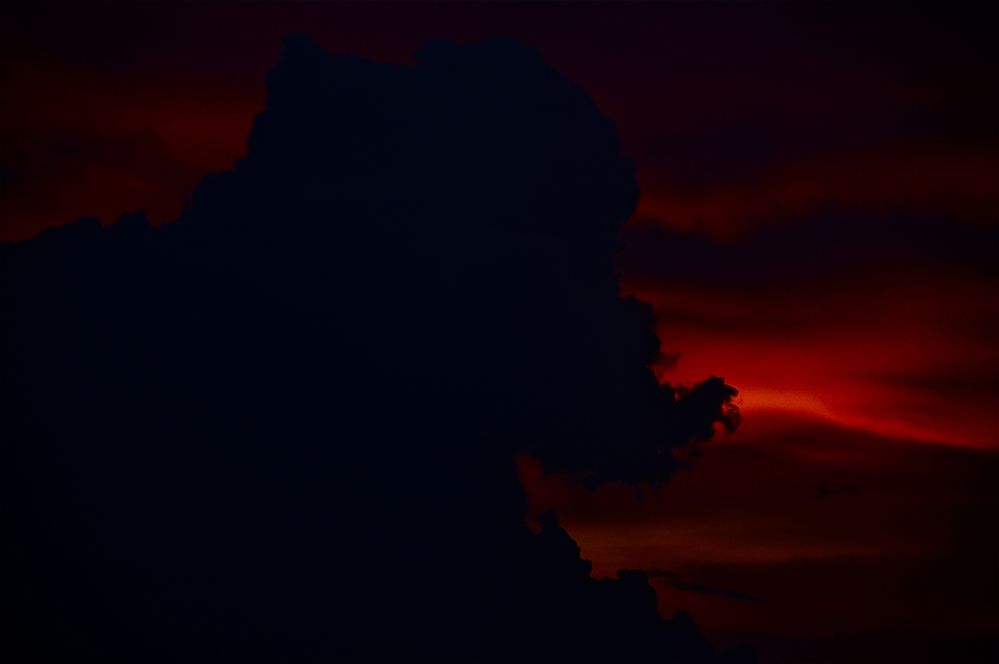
left=2, top=35, right=743, bottom=662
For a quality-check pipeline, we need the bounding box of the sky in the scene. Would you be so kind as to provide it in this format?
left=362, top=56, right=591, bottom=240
left=2, top=2, right=996, bottom=662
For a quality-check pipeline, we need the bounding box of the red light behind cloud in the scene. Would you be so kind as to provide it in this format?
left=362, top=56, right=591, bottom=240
left=1, top=3, right=995, bottom=662
left=626, top=274, right=996, bottom=451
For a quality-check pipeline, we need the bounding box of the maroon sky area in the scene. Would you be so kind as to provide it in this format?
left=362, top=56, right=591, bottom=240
left=2, top=3, right=996, bottom=663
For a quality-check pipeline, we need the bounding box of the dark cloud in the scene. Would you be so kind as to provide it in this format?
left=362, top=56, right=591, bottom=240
left=666, top=582, right=768, bottom=607
left=623, top=209, right=998, bottom=292
left=1, top=36, right=744, bottom=662
left=876, top=369, right=999, bottom=410
left=646, top=571, right=768, bottom=605
left=816, top=483, right=860, bottom=498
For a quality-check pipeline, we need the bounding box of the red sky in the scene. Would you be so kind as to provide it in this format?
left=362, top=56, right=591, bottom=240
left=2, top=3, right=996, bottom=662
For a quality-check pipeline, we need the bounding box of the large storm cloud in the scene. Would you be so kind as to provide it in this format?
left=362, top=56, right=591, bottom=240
left=1, top=36, right=744, bottom=662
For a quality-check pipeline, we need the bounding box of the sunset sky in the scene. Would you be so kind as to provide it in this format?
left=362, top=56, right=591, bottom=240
left=2, top=3, right=996, bottom=662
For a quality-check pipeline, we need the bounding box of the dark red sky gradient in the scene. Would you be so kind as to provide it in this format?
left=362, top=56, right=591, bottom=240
left=2, top=3, right=996, bottom=662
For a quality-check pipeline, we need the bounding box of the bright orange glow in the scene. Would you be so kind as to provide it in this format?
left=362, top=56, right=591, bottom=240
left=628, top=277, right=998, bottom=451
